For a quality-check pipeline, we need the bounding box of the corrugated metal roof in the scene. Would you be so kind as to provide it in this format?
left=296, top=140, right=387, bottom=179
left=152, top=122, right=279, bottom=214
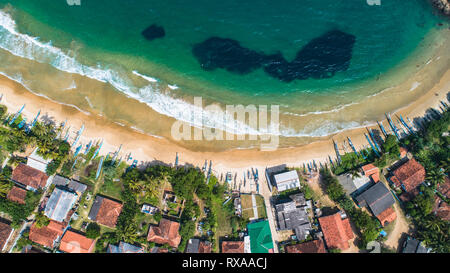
left=44, top=187, right=78, bottom=222
left=356, top=182, right=395, bottom=216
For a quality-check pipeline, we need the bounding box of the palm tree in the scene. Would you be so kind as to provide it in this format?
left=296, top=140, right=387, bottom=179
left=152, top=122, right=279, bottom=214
left=349, top=168, right=361, bottom=179
left=426, top=169, right=445, bottom=187
left=118, top=222, right=138, bottom=243
left=142, top=178, right=160, bottom=199
left=424, top=217, right=443, bottom=233
left=31, top=123, right=46, bottom=139
left=0, top=182, right=11, bottom=198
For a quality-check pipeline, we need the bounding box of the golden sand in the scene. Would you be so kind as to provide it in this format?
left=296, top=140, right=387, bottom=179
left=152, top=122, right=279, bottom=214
left=0, top=62, right=449, bottom=193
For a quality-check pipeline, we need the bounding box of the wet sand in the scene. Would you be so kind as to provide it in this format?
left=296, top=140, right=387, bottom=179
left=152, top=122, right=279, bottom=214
left=0, top=63, right=449, bottom=193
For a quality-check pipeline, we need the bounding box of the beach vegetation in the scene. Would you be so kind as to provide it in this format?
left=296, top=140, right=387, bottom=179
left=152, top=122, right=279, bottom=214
left=400, top=108, right=450, bottom=252
left=86, top=222, right=101, bottom=239
left=320, top=168, right=381, bottom=247
left=0, top=190, right=42, bottom=227
left=34, top=211, right=50, bottom=228
left=404, top=185, right=449, bottom=252
left=0, top=105, right=7, bottom=119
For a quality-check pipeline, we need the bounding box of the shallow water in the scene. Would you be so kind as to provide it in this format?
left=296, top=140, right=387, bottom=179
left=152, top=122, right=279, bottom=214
left=0, top=0, right=448, bottom=151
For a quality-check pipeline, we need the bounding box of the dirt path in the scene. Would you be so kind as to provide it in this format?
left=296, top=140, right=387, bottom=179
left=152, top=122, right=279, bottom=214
left=260, top=176, right=279, bottom=253
left=307, top=172, right=336, bottom=208
left=384, top=202, right=410, bottom=250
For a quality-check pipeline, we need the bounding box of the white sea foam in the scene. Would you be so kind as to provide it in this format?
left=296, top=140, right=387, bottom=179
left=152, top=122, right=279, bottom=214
left=168, top=84, right=179, bottom=90
left=132, top=70, right=158, bottom=82
left=84, top=96, right=94, bottom=108
left=0, top=71, right=91, bottom=116
left=280, top=120, right=375, bottom=138
left=409, top=81, right=421, bottom=91
left=0, top=9, right=371, bottom=138
left=283, top=101, right=358, bottom=117
left=64, top=80, right=77, bottom=90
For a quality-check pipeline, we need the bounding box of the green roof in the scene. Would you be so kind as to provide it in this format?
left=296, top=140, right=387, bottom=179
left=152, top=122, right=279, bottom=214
left=247, top=220, right=274, bottom=253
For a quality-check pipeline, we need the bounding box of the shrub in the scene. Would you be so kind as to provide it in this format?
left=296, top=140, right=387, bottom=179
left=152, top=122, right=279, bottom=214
left=86, top=222, right=101, bottom=239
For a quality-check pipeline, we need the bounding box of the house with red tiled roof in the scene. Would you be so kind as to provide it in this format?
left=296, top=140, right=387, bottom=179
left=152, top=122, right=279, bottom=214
left=186, top=239, right=212, bottom=253
left=318, top=212, right=354, bottom=251
left=221, top=241, right=245, bottom=253
left=147, top=218, right=181, bottom=248
left=0, top=219, right=14, bottom=252
left=7, top=186, right=27, bottom=204
left=355, top=182, right=397, bottom=226
left=59, top=230, right=95, bottom=253
left=11, top=163, right=49, bottom=191
left=285, top=238, right=327, bottom=253
left=376, top=207, right=397, bottom=226
left=438, top=177, right=450, bottom=198
left=433, top=177, right=450, bottom=221
left=361, top=164, right=380, bottom=183
left=388, top=159, right=426, bottom=202
left=399, top=147, right=408, bottom=158
left=433, top=197, right=449, bottom=221
left=88, top=195, right=123, bottom=228
left=29, top=220, right=66, bottom=249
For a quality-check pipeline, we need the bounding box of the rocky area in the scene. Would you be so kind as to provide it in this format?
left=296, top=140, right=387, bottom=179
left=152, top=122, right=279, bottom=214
left=431, top=0, right=450, bottom=17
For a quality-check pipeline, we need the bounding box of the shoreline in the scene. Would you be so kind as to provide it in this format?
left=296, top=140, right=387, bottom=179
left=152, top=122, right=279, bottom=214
left=0, top=5, right=448, bottom=148
left=1, top=64, right=449, bottom=193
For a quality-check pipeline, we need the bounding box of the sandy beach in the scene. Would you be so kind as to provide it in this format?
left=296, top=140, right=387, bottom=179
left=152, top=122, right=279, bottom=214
left=0, top=58, right=449, bottom=193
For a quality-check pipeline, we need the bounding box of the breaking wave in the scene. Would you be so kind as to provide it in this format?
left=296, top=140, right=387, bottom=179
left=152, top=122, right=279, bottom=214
left=0, top=9, right=369, bottom=138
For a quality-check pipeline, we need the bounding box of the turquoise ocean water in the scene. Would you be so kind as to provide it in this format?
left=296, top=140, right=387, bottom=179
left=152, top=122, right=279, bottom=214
left=0, top=0, right=446, bottom=139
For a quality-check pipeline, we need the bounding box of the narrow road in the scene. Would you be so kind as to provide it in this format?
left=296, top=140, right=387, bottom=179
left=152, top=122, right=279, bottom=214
left=384, top=202, right=409, bottom=250
left=251, top=193, right=258, bottom=220
left=259, top=170, right=279, bottom=253
left=6, top=175, right=53, bottom=252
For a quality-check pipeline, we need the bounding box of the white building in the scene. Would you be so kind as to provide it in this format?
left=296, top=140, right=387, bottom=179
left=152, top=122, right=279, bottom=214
left=44, top=187, right=78, bottom=222
left=27, top=148, right=51, bottom=173
left=273, top=170, right=300, bottom=192
left=244, top=235, right=251, bottom=253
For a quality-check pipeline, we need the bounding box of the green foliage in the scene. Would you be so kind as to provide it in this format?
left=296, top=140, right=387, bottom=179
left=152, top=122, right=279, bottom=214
left=332, top=152, right=370, bottom=176
left=95, top=232, right=118, bottom=253
left=382, top=134, right=400, bottom=155
left=405, top=185, right=434, bottom=217
left=60, top=159, right=74, bottom=177
left=320, top=168, right=345, bottom=201
left=0, top=180, right=12, bottom=198
left=426, top=168, right=445, bottom=188
left=300, top=181, right=315, bottom=200
left=0, top=190, right=42, bottom=227
left=122, top=165, right=170, bottom=201
left=153, top=210, right=162, bottom=222
left=15, top=234, right=32, bottom=251
left=321, top=168, right=380, bottom=247
left=348, top=208, right=380, bottom=246
left=177, top=198, right=201, bottom=252
left=34, top=211, right=50, bottom=228
left=1, top=165, right=12, bottom=179
left=169, top=167, right=207, bottom=201
left=86, top=222, right=101, bottom=239
left=328, top=248, right=341, bottom=253
left=399, top=109, right=450, bottom=253
left=0, top=126, right=30, bottom=153
left=117, top=221, right=139, bottom=244
left=46, top=159, right=61, bottom=176
left=0, top=105, right=7, bottom=119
